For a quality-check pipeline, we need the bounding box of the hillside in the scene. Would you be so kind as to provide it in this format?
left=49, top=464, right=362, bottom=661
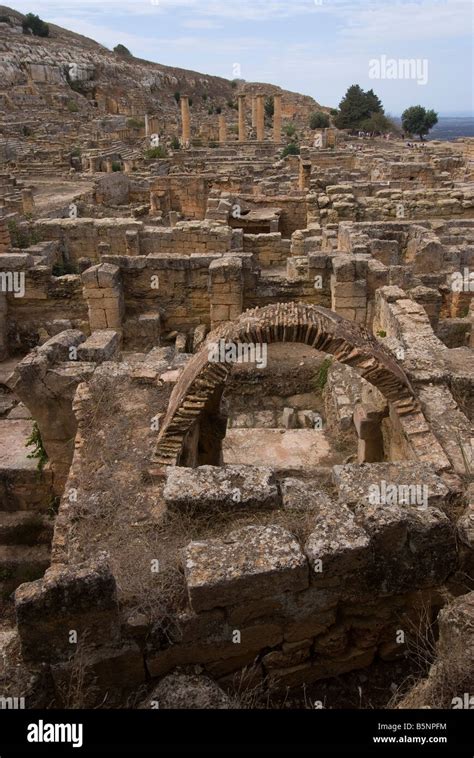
left=0, top=5, right=326, bottom=134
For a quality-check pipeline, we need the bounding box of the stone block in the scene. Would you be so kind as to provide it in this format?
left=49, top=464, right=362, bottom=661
left=15, top=557, right=120, bottom=663
left=77, top=331, right=120, bottom=363
left=183, top=525, right=308, bottom=612
left=305, top=502, right=371, bottom=580
left=164, top=465, right=281, bottom=510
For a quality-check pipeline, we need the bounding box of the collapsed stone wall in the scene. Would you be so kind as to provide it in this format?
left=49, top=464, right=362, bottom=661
left=4, top=300, right=472, bottom=706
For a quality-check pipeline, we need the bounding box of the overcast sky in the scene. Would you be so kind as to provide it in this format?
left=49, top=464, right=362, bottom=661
left=11, top=0, right=474, bottom=115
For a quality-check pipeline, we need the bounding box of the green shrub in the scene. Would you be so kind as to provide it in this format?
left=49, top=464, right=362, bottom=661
left=113, top=44, right=132, bottom=57
left=22, top=13, right=49, bottom=37
left=310, top=111, right=330, bottom=129
left=174, top=92, right=181, bottom=104
left=71, top=146, right=81, bottom=157
left=377, top=330, right=387, bottom=338
left=209, top=141, right=218, bottom=149
left=145, top=146, right=168, bottom=159
left=231, top=80, right=238, bottom=89
left=215, top=106, right=222, bottom=115
left=282, top=143, right=300, bottom=157
left=171, top=136, right=181, bottom=150
left=314, top=358, right=332, bottom=391
left=112, top=161, right=122, bottom=172
left=69, top=80, right=87, bottom=94
left=67, top=100, right=79, bottom=113
left=126, top=118, right=144, bottom=130
left=26, top=421, right=48, bottom=472
left=202, top=93, right=208, bottom=101
left=265, top=97, right=274, bottom=119
left=283, top=123, right=296, bottom=137
left=8, top=220, right=34, bottom=248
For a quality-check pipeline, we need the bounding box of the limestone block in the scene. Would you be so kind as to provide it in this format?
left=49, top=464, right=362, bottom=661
left=77, top=331, right=120, bottom=363
left=305, top=502, right=371, bottom=580
left=281, top=586, right=339, bottom=642
left=332, top=256, right=356, bottom=282
left=331, top=279, right=367, bottom=298
left=15, top=557, right=120, bottom=663
left=98, top=263, right=121, bottom=288
left=0, top=253, right=34, bottom=270
left=164, top=465, right=281, bottom=510
left=105, top=312, right=122, bottom=329
left=81, top=266, right=99, bottom=287
left=262, top=640, right=312, bottom=670
left=89, top=308, right=107, bottom=329
left=183, top=525, right=309, bottom=612
left=210, top=304, right=230, bottom=322
left=333, top=463, right=450, bottom=510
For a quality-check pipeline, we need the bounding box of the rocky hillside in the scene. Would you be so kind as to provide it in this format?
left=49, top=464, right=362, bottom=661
left=0, top=5, right=326, bottom=133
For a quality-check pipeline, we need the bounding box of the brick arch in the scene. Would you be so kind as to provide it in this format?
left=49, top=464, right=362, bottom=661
left=154, top=303, right=418, bottom=466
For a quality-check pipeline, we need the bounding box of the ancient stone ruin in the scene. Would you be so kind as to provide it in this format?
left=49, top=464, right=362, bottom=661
left=0, top=4, right=472, bottom=718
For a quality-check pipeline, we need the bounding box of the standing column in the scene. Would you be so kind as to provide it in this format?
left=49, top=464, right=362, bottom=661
left=218, top=114, right=227, bottom=144
left=238, top=95, right=246, bottom=143
left=22, top=188, right=35, bottom=214
left=180, top=96, right=191, bottom=146
left=144, top=114, right=150, bottom=137
left=298, top=160, right=312, bottom=191
left=273, top=95, right=282, bottom=144
left=256, top=94, right=265, bottom=142
left=251, top=97, right=257, bottom=129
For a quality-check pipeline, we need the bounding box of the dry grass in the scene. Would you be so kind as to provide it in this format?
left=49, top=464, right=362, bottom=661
left=54, top=637, right=103, bottom=709
left=389, top=597, right=473, bottom=709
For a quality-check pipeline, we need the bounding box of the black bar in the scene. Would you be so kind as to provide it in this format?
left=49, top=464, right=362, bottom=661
left=0, top=709, right=472, bottom=755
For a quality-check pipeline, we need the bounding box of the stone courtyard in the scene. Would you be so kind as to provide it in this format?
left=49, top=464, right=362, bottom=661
left=0, top=4, right=473, bottom=714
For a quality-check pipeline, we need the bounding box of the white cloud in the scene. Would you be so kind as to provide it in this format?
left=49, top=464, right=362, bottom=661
left=338, top=0, right=472, bottom=44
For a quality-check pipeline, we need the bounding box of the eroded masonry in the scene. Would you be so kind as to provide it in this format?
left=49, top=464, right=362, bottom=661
left=0, top=8, right=473, bottom=710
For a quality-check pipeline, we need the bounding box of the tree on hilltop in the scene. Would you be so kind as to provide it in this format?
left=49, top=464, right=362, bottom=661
left=114, top=44, right=132, bottom=58
left=22, top=13, right=49, bottom=37
left=402, top=105, right=438, bottom=140
left=335, top=85, right=384, bottom=130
